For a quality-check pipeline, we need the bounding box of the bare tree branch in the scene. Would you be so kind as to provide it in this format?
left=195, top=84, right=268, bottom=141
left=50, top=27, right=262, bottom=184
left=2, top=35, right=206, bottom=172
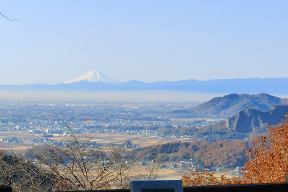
left=0, top=12, right=18, bottom=21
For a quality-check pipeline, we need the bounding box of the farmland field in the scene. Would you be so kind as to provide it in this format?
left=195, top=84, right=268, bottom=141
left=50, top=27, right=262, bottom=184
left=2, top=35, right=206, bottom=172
left=0, top=131, right=191, bottom=150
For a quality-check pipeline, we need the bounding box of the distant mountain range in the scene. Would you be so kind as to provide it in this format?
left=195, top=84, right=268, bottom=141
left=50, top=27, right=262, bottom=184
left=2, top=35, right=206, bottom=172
left=1, top=71, right=288, bottom=94
left=169, top=93, right=286, bottom=118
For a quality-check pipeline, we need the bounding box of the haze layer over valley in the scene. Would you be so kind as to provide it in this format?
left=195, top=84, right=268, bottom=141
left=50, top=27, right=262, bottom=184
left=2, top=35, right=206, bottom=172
left=0, top=92, right=287, bottom=171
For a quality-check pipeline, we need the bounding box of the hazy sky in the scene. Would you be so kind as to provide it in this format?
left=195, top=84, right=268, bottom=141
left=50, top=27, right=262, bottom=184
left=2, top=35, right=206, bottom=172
left=1, top=0, right=288, bottom=85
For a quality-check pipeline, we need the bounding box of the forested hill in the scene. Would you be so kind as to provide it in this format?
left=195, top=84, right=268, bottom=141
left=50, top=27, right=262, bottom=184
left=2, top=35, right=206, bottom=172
left=169, top=93, right=285, bottom=118
left=132, top=140, right=248, bottom=168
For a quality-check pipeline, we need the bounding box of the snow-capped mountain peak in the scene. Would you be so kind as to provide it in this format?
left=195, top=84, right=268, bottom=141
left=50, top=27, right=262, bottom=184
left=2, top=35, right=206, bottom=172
left=64, top=71, right=119, bottom=84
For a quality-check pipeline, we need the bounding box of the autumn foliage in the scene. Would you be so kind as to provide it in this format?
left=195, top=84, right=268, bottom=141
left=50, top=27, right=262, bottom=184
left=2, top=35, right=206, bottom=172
left=133, top=140, right=248, bottom=168
left=242, top=117, right=288, bottom=183
left=183, top=116, right=288, bottom=186
left=182, top=168, right=242, bottom=186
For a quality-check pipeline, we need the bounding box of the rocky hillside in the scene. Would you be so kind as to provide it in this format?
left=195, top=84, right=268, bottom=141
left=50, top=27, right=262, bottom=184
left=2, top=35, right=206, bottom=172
left=226, top=105, right=288, bottom=133
left=170, top=93, right=285, bottom=118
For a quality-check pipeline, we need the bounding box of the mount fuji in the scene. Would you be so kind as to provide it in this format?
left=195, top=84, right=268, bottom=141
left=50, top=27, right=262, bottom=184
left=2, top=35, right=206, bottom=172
left=64, top=71, right=119, bottom=84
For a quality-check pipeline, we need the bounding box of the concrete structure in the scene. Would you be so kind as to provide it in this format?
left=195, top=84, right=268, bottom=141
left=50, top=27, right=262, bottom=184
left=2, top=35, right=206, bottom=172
left=130, top=180, right=183, bottom=192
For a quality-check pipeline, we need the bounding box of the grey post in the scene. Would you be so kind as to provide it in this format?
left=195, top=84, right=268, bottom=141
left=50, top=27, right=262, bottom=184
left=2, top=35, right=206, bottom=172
left=130, top=180, right=183, bottom=192
left=0, top=185, right=12, bottom=192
